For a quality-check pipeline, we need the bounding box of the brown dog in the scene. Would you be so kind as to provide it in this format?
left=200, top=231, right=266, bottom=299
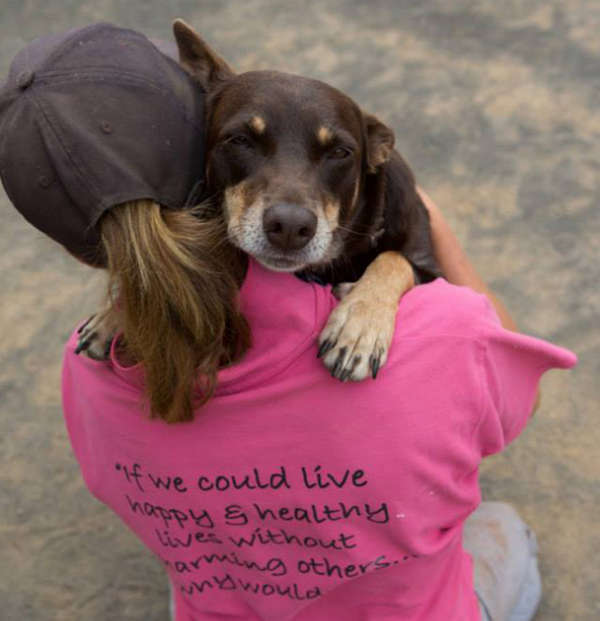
left=78, top=21, right=440, bottom=382
left=171, top=20, right=440, bottom=381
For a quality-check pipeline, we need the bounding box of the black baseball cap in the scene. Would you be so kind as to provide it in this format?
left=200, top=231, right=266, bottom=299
left=0, top=22, right=206, bottom=265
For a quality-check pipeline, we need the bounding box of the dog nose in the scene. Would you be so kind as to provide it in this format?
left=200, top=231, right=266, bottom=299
left=263, top=204, right=317, bottom=251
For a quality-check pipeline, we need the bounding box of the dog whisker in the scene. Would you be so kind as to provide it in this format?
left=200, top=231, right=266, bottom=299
left=334, top=223, right=367, bottom=235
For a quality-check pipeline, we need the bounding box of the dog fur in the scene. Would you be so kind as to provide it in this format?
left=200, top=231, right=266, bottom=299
left=78, top=20, right=441, bottom=384
left=173, top=20, right=440, bottom=381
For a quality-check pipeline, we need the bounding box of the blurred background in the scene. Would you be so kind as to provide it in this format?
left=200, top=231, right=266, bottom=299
left=1, top=1, right=598, bottom=619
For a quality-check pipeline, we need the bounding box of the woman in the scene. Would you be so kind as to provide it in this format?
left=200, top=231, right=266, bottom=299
left=0, top=23, right=576, bottom=621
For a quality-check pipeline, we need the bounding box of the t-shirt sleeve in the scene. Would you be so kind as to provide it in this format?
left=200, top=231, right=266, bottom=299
left=61, top=324, right=113, bottom=492
left=475, top=296, right=577, bottom=457
left=62, top=326, right=99, bottom=470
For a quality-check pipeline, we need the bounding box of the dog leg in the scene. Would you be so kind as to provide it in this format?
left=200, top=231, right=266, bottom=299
left=318, top=251, right=414, bottom=381
left=75, top=310, right=116, bottom=361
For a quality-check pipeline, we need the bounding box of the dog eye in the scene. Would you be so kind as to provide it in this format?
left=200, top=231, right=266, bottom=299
left=226, top=135, right=253, bottom=148
left=328, top=146, right=353, bottom=159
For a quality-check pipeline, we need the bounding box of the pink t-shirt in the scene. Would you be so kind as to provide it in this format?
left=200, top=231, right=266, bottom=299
left=62, top=259, right=576, bottom=621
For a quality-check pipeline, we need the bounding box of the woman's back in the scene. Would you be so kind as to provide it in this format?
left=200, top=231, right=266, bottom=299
left=62, top=259, right=575, bottom=621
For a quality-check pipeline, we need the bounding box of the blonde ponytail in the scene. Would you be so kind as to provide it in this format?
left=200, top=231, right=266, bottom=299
left=99, top=200, right=250, bottom=423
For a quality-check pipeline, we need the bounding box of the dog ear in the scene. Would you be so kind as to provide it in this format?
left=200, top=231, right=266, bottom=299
left=364, top=113, right=395, bottom=173
left=173, top=19, right=235, bottom=89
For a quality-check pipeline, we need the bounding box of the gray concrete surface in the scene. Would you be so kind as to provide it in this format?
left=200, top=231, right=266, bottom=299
left=0, top=1, right=598, bottom=619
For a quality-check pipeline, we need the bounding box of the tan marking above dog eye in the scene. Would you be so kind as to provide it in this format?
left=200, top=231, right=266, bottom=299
left=317, top=126, right=334, bottom=145
left=249, top=116, right=266, bottom=134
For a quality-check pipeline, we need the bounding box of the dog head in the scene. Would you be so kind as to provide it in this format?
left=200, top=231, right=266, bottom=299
left=174, top=20, right=394, bottom=272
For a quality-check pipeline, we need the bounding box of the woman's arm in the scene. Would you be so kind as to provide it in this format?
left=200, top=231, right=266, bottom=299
left=418, top=187, right=517, bottom=332
left=418, top=188, right=542, bottom=413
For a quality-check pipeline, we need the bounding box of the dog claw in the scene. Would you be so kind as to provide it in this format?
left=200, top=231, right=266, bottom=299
left=77, top=314, right=96, bottom=334
left=333, top=351, right=363, bottom=382
left=84, top=338, right=112, bottom=361
left=370, top=353, right=381, bottom=379
left=330, top=347, right=347, bottom=379
left=317, top=339, right=335, bottom=359
left=75, top=331, right=97, bottom=355
left=341, top=355, right=361, bottom=382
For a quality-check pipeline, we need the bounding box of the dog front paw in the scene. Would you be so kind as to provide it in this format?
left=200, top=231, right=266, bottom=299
left=75, top=314, right=114, bottom=361
left=317, top=287, right=396, bottom=382
left=318, top=251, right=415, bottom=382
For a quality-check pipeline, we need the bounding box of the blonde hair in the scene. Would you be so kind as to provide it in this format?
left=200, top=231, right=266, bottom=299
left=98, top=200, right=250, bottom=423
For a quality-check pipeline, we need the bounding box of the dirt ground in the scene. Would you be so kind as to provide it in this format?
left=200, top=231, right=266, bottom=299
left=1, top=1, right=598, bottom=619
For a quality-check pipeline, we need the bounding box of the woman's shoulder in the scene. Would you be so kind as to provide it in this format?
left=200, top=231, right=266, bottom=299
left=395, top=278, right=498, bottom=341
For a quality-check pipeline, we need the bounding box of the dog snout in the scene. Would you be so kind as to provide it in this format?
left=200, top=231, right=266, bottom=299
left=263, top=204, right=317, bottom=251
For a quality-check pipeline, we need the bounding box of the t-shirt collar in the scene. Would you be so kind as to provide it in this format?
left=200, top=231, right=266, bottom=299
left=110, top=258, right=330, bottom=395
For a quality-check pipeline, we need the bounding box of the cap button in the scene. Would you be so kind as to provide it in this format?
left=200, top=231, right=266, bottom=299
left=16, top=70, right=35, bottom=90
left=38, top=175, right=52, bottom=188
